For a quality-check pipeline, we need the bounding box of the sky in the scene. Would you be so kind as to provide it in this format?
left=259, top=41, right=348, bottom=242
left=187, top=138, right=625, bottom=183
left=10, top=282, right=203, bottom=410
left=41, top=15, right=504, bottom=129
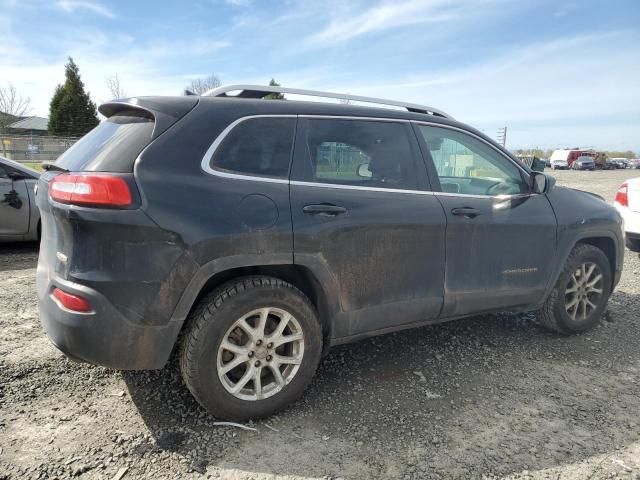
left=1, top=0, right=639, bottom=151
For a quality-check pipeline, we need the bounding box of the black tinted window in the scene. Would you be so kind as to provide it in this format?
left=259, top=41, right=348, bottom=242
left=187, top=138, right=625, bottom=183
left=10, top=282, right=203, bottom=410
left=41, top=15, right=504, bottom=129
left=211, top=117, right=295, bottom=179
left=300, top=119, right=418, bottom=190
left=56, top=110, right=154, bottom=173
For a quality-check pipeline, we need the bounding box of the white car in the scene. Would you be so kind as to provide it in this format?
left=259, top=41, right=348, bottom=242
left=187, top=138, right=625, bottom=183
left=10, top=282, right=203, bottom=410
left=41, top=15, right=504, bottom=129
left=550, top=159, right=569, bottom=170
left=614, top=177, right=640, bottom=252
left=0, top=156, right=41, bottom=242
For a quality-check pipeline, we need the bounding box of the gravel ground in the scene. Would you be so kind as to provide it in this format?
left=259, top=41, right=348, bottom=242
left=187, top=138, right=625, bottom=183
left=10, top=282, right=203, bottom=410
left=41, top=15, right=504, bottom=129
left=1, top=169, right=639, bottom=480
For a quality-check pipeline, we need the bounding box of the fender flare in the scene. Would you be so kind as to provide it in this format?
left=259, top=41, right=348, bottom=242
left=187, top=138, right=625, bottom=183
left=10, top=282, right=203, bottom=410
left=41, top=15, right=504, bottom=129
left=168, top=253, right=293, bottom=324
left=541, top=228, right=622, bottom=305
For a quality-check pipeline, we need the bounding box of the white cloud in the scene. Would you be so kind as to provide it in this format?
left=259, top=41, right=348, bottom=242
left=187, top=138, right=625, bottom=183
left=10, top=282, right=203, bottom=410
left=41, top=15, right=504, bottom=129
left=56, top=0, right=115, bottom=19
left=145, top=39, right=231, bottom=58
left=306, top=0, right=484, bottom=45
left=1, top=22, right=231, bottom=116
left=554, top=3, right=577, bottom=17
left=321, top=31, right=640, bottom=150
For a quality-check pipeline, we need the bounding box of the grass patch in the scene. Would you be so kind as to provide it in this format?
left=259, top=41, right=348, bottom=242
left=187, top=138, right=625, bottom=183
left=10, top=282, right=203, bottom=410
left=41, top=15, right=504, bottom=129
left=23, top=162, right=44, bottom=171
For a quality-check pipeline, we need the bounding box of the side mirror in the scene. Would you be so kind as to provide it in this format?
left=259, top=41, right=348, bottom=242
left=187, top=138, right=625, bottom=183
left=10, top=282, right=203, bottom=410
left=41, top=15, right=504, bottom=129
left=357, top=162, right=372, bottom=178
left=530, top=172, right=555, bottom=194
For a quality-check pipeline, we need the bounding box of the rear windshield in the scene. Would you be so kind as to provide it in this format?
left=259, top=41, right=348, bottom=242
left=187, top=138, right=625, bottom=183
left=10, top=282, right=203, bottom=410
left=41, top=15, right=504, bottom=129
left=55, top=109, right=154, bottom=172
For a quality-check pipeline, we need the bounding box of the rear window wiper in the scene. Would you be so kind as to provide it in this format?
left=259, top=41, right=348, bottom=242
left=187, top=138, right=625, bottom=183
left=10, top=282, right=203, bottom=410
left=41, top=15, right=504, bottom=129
left=42, top=162, right=69, bottom=172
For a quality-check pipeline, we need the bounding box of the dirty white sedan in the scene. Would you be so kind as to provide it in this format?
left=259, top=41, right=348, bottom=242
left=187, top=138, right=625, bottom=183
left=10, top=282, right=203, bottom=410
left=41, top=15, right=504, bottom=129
left=0, top=156, right=40, bottom=242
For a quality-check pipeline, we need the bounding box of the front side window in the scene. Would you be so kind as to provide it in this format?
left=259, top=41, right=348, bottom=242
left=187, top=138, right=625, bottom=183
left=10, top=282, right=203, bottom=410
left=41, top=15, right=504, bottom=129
left=211, top=117, right=295, bottom=179
left=418, top=125, right=527, bottom=196
left=299, top=119, right=419, bottom=190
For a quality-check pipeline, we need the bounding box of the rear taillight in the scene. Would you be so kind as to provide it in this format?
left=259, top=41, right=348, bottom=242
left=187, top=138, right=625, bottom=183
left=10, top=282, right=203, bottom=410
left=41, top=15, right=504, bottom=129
left=615, top=183, right=628, bottom=207
left=49, top=173, right=132, bottom=207
left=52, top=287, right=93, bottom=313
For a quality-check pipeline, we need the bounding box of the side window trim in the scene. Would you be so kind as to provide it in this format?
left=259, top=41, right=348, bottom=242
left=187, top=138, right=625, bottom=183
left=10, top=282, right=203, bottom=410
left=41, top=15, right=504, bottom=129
left=199, top=114, right=529, bottom=195
left=411, top=122, right=441, bottom=193
left=290, top=116, right=430, bottom=193
left=200, top=114, right=297, bottom=184
left=412, top=121, right=532, bottom=196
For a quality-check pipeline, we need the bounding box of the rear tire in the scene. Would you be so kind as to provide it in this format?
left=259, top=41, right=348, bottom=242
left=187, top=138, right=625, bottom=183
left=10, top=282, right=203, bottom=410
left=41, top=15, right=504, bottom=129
left=180, top=276, right=322, bottom=421
left=536, top=244, right=611, bottom=334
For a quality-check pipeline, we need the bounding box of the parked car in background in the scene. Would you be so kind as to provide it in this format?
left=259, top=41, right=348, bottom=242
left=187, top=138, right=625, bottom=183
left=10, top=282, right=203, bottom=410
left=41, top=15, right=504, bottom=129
left=606, top=159, right=621, bottom=169
left=593, top=152, right=613, bottom=170
left=36, top=85, right=624, bottom=420
left=551, top=158, right=569, bottom=170
left=614, top=177, right=640, bottom=252
left=571, top=156, right=596, bottom=171
left=542, top=158, right=551, bottom=168
left=550, top=149, right=592, bottom=169
left=629, top=159, right=640, bottom=169
left=611, top=158, right=629, bottom=169
left=0, top=156, right=40, bottom=242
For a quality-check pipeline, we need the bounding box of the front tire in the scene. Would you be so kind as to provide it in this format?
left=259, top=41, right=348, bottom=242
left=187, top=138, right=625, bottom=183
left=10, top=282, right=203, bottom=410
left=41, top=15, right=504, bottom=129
left=180, top=276, right=322, bottom=421
left=536, top=244, right=611, bottom=334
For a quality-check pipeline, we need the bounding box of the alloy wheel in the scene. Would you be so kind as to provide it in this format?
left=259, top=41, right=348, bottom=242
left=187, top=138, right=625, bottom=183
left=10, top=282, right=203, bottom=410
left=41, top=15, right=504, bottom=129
left=564, top=262, right=604, bottom=321
left=217, top=307, right=305, bottom=401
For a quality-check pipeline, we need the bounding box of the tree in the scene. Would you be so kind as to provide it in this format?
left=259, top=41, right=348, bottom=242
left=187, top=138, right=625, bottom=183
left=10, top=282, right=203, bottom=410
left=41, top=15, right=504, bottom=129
left=265, top=78, right=285, bottom=100
left=186, top=75, right=222, bottom=95
left=106, top=74, right=126, bottom=99
left=0, top=83, right=31, bottom=132
left=48, top=57, right=99, bottom=137
left=605, top=150, right=636, bottom=159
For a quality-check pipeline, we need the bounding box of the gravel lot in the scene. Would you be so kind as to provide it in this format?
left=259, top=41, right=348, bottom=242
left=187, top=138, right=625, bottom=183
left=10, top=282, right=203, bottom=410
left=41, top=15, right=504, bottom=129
left=1, top=169, right=639, bottom=480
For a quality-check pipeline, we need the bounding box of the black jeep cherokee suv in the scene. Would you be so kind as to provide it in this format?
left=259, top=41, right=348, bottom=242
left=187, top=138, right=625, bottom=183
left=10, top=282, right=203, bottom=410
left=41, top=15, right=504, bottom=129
left=37, top=85, right=624, bottom=420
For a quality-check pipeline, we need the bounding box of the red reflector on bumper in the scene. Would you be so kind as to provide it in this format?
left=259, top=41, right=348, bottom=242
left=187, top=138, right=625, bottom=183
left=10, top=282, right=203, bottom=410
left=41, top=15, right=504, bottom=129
left=52, top=287, right=93, bottom=313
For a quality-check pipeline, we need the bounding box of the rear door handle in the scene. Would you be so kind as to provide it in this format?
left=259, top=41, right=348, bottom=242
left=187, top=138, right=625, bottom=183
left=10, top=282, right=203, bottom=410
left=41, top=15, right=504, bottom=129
left=451, top=207, right=481, bottom=218
left=303, top=204, right=348, bottom=216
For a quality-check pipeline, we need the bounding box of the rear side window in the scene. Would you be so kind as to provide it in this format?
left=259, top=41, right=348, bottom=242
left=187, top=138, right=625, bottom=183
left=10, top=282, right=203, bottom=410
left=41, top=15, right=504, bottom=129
left=55, top=109, right=154, bottom=172
left=297, top=118, right=419, bottom=190
left=210, top=117, right=295, bottom=179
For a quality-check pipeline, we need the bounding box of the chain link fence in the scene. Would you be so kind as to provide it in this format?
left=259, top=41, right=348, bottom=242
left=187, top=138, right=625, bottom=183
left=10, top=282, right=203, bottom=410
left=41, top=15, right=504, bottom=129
left=0, top=134, right=79, bottom=164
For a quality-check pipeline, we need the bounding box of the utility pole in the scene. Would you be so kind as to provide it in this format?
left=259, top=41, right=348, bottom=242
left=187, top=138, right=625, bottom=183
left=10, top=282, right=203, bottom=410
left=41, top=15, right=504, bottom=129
left=496, top=126, right=507, bottom=147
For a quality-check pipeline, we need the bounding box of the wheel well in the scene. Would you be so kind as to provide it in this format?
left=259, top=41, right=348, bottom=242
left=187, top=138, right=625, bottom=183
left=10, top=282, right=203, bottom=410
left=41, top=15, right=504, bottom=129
left=188, top=264, right=332, bottom=348
left=577, top=237, right=616, bottom=288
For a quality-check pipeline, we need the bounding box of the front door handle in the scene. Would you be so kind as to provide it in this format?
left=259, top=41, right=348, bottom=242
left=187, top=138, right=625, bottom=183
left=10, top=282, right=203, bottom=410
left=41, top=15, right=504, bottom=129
left=303, top=204, right=348, bottom=216
left=451, top=206, right=481, bottom=218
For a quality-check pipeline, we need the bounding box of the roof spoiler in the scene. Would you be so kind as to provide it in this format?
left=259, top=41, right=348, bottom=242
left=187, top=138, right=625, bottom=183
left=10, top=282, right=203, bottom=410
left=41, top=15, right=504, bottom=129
left=99, top=96, right=199, bottom=139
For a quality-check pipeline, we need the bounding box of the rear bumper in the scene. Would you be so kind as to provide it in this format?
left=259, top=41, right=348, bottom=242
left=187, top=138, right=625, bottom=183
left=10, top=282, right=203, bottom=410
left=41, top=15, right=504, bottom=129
left=626, top=231, right=640, bottom=253
left=38, top=273, right=182, bottom=370
left=614, top=204, right=640, bottom=253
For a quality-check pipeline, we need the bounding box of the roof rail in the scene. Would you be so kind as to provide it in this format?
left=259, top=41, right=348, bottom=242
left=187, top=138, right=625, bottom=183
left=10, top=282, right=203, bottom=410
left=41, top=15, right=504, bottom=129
left=202, top=84, right=453, bottom=119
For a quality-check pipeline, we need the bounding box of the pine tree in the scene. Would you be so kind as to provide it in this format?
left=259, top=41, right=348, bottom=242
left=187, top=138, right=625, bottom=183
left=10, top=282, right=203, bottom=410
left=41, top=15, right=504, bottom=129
left=265, top=78, right=285, bottom=100
left=48, top=58, right=99, bottom=136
